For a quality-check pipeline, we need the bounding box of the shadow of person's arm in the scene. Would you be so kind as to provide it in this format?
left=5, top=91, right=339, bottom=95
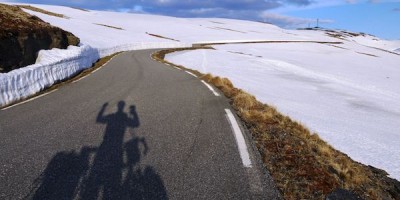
left=97, top=103, right=108, bottom=123
left=129, top=105, right=140, bottom=128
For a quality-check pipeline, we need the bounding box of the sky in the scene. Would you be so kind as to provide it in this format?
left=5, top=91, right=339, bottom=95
left=4, top=0, right=400, bottom=39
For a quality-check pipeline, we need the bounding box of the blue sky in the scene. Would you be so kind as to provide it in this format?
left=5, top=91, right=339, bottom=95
left=5, top=0, right=400, bottom=39
left=274, top=1, right=400, bottom=39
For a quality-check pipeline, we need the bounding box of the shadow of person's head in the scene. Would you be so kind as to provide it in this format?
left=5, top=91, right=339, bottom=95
left=118, top=101, right=125, bottom=112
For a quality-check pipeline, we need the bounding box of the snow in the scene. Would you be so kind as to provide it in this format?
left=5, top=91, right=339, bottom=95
left=1, top=2, right=399, bottom=180
left=351, top=35, right=400, bottom=52
left=0, top=45, right=97, bottom=105
left=166, top=41, right=400, bottom=180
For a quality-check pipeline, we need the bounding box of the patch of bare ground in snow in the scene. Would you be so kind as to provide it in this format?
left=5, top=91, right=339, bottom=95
left=326, top=32, right=347, bottom=40
left=227, top=51, right=262, bottom=58
left=68, top=6, right=89, bottom=12
left=249, top=30, right=262, bottom=34
left=94, top=23, right=124, bottom=30
left=356, top=52, right=379, bottom=57
left=209, top=21, right=225, bottom=24
left=17, top=5, right=68, bottom=18
left=145, top=32, right=180, bottom=42
left=152, top=48, right=400, bottom=200
left=207, top=26, right=247, bottom=34
left=328, top=44, right=349, bottom=50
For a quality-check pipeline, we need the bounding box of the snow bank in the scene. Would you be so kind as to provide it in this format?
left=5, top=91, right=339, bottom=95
left=0, top=42, right=189, bottom=107
left=0, top=45, right=97, bottom=106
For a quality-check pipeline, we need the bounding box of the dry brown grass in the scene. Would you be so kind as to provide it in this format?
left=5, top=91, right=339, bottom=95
left=152, top=48, right=400, bottom=200
left=0, top=52, right=122, bottom=110
left=94, top=23, right=124, bottom=30
left=0, top=4, right=63, bottom=34
left=17, top=5, right=68, bottom=18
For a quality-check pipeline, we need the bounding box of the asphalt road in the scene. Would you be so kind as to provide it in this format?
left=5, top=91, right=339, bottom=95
left=0, top=49, right=281, bottom=199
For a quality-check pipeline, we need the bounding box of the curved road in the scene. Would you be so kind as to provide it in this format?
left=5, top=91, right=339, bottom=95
left=0, top=49, right=280, bottom=199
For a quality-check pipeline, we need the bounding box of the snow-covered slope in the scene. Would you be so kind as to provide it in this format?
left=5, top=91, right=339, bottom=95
left=1, top=2, right=399, bottom=180
left=351, top=35, right=400, bottom=52
left=9, top=4, right=336, bottom=47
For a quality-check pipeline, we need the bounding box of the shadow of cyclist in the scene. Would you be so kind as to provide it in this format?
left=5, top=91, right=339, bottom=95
left=29, top=101, right=167, bottom=200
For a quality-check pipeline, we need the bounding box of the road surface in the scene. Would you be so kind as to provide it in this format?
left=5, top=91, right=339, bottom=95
left=0, top=49, right=281, bottom=199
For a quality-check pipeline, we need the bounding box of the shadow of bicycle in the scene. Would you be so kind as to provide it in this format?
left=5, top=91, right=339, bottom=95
left=27, top=101, right=168, bottom=200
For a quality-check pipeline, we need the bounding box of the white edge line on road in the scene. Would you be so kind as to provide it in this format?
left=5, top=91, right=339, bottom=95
left=201, top=80, right=220, bottom=96
left=91, top=66, right=102, bottom=74
left=149, top=54, right=179, bottom=70
left=91, top=54, right=117, bottom=74
left=72, top=75, right=87, bottom=83
left=185, top=71, right=197, bottom=78
left=225, top=109, right=252, bottom=168
left=1, top=89, right=58, bottom=111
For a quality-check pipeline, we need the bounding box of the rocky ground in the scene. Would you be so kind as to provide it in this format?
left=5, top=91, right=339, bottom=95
left=0, top=3, right=79, bottom=73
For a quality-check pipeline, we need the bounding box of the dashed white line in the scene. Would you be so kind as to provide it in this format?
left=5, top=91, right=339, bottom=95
left=185, top=71, right=197, bottom=78
left=225, top=109, right=252, bottom=168
left=1, top=89, right=58, bottom=111
left=174, top=66, right=182, bottom=70
left=201, top=80, right=220, bottom=96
